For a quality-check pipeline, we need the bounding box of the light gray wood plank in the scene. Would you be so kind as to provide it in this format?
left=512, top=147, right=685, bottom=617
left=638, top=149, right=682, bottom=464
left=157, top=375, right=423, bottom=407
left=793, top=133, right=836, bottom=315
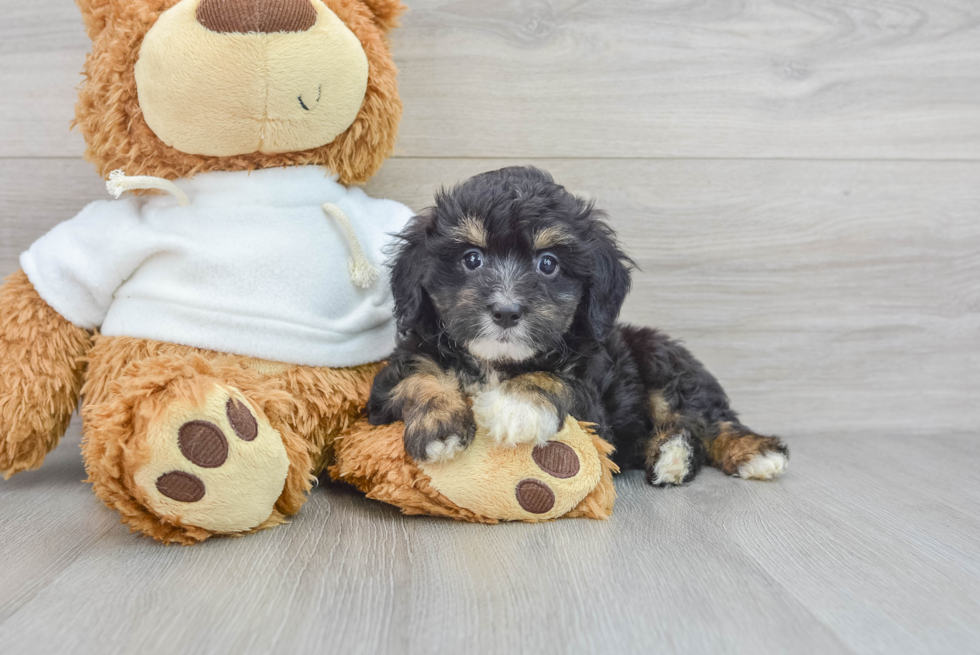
left=692, top=433, right=980, bottom=655
left=2, top=433, right=979, bottom=654
left=2, top=0, right=980, bottom=159
left=0, top=418, right=119, bottom=623
left=0, top=0, right=89, bottom=158
left=0, top=452, right=853, bottom=655
left=2, top=157, right=977, bottom=436
left=393, top=0, right=980, bottom=159
left=0, top=159, right=104, bottom=272
left=367, top=156, right=980, bottom=435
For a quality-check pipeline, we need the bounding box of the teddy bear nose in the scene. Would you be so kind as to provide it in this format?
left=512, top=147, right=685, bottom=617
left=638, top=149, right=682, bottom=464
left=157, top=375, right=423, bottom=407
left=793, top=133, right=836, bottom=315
left=197, top=0, right=318, bottom=34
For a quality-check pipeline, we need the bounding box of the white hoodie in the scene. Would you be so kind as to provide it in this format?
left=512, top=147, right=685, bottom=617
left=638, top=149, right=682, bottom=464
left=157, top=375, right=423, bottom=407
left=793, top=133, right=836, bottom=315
left=21, top=166, right=414, bottom=367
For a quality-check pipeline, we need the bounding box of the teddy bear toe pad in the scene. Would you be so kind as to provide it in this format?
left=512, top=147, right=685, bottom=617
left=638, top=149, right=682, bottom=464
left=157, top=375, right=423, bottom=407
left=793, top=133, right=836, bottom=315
left=155, top=470, right=206, bottom=503
left=532, top=441, right=580, bottom=478
left=134, top=390, right=289, bottom=533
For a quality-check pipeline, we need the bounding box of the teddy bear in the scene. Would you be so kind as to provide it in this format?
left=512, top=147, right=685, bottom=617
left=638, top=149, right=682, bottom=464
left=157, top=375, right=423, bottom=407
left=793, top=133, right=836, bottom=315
left=0, top=0, right=616, bottom=544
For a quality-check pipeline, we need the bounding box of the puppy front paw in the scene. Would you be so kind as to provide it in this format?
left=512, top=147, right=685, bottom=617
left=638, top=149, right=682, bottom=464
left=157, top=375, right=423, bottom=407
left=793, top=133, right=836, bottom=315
left=403, top=407, right=476, bottom=463
left=473, top=388, right=560, bottom=448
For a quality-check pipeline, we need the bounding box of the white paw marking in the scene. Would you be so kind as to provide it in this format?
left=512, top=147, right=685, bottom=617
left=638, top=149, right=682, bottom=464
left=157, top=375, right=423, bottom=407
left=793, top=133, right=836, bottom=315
left=424, top=434, right=465, bottom=462
left=652, top=435, right=692, bottom=485
left=472, top=388, right=559, bottom=448
left=738, top=451, right=788, bottom=480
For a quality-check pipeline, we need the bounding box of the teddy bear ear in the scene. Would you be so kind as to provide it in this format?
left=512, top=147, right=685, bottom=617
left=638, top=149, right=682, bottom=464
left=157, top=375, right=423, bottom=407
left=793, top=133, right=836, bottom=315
left=358, top=0, right=406, bottom=33
left=76, top=0, right=113, bottom=40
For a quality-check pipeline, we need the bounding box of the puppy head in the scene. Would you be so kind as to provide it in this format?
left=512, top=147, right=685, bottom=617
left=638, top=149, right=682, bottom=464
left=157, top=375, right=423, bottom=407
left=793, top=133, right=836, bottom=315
left=390, top=166, right=632, bottom=363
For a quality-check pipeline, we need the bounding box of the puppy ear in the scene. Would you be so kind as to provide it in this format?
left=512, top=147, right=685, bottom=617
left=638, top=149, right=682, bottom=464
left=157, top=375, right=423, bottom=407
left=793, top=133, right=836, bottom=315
left=389, top=210, right=433, bottom=334
left=584, top=214, right=633, bottom=342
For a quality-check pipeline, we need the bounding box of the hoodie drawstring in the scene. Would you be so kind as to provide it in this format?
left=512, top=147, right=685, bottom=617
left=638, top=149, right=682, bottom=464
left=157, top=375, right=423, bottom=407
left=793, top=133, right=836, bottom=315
left=322, top=203, right=380, bottom=290
left=104, top=171, right=378, bottom=290
left=106, top=170, right=190, bottom=206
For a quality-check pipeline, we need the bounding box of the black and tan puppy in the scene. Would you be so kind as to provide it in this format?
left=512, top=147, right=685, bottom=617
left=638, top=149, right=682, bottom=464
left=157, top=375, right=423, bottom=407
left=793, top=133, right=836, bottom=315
left=367, top=166, right=788, bottom=485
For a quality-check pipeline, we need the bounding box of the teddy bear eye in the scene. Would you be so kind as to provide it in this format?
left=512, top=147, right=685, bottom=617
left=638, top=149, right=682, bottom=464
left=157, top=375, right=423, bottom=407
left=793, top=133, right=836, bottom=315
left=462, top=249, right=484, bottom=271
left=537, top=254, right=559, bottom=276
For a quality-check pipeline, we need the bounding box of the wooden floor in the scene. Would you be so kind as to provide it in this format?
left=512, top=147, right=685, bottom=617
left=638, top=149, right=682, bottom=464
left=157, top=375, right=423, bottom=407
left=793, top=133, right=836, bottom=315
left=2, top=423, right=980, bottom=655
left=1, top=1, right=978, bottom=653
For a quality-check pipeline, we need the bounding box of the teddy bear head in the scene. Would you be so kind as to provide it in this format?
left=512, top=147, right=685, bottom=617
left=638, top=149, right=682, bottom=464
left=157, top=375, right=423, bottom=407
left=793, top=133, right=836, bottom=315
left=75, top=0, right=405, bottom=185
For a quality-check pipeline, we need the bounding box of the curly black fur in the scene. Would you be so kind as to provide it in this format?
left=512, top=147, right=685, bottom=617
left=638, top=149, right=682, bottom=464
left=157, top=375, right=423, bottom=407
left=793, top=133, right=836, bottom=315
left=368, top=166, right=788, bottom=484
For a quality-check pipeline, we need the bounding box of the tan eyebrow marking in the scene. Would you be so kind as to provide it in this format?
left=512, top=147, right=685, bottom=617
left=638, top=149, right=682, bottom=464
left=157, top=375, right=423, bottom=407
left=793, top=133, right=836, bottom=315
left=451, top=216, right=488, bottom=248
left=533, top=226, right=574, bottom=251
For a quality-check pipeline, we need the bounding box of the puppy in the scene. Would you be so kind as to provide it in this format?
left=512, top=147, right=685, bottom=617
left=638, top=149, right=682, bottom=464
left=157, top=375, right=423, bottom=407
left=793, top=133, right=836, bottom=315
left=367, top=166, right=788, bottom=485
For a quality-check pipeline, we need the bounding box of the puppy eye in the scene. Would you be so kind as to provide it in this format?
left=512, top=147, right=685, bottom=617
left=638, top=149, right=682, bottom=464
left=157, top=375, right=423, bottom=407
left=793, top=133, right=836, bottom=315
left=462, top=249, right=484, bottom=271
left=537, top=253, right=559, bottom=276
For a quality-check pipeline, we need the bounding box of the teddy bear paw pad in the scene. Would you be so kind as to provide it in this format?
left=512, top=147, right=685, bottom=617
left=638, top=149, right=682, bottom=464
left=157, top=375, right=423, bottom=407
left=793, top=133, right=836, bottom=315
left=515, top=479, right=555, bottom=514
left=133, top=389, right=290, bottom=533
left=532, top=441, right=580, bottom=479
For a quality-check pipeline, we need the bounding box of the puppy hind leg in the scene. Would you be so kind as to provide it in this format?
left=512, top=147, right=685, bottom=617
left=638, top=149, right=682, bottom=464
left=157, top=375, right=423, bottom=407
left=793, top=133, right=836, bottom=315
left=643, top=417, right=707, bottom=487
left=706, top=421, right=789, bottom=480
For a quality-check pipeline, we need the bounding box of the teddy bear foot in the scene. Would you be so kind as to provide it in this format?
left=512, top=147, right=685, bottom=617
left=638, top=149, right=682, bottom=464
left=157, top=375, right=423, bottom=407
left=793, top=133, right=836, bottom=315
left=332, top=417, right=619, bottom=523
left=81, top=342, right=316, bottom=546
left=417, top=417, right=605, bottom=520
left=131, top=387, right=290, bottom=535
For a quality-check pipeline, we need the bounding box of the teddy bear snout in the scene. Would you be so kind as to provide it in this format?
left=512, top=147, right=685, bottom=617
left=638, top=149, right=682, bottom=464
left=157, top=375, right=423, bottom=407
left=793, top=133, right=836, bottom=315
left=197, top=0, right=318, bottom=34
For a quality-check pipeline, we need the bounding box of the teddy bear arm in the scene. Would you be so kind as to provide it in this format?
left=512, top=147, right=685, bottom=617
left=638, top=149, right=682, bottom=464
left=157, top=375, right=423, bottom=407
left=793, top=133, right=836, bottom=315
left=0, top=270, right=92, bottom=478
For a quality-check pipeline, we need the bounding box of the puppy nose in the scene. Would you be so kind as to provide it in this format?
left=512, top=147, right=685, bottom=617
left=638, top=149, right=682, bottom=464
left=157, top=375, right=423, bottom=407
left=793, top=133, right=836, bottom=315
left=197, top=0, right=318, bottom=34
left=490, top=303, right=524, bottom=329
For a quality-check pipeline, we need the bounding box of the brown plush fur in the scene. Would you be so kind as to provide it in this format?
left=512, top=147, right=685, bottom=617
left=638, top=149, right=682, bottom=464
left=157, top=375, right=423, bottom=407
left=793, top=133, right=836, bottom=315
left=564, top=430, right=618, bottom=520
left=330, top=419, right=618, bottom=523
left=81, top=335, right=381, bottom=544
left=73, top=0, right=404, bottom=185
left=0, top=271, right=92, bottom=478
left=359, top=0, right=405, bottom=32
